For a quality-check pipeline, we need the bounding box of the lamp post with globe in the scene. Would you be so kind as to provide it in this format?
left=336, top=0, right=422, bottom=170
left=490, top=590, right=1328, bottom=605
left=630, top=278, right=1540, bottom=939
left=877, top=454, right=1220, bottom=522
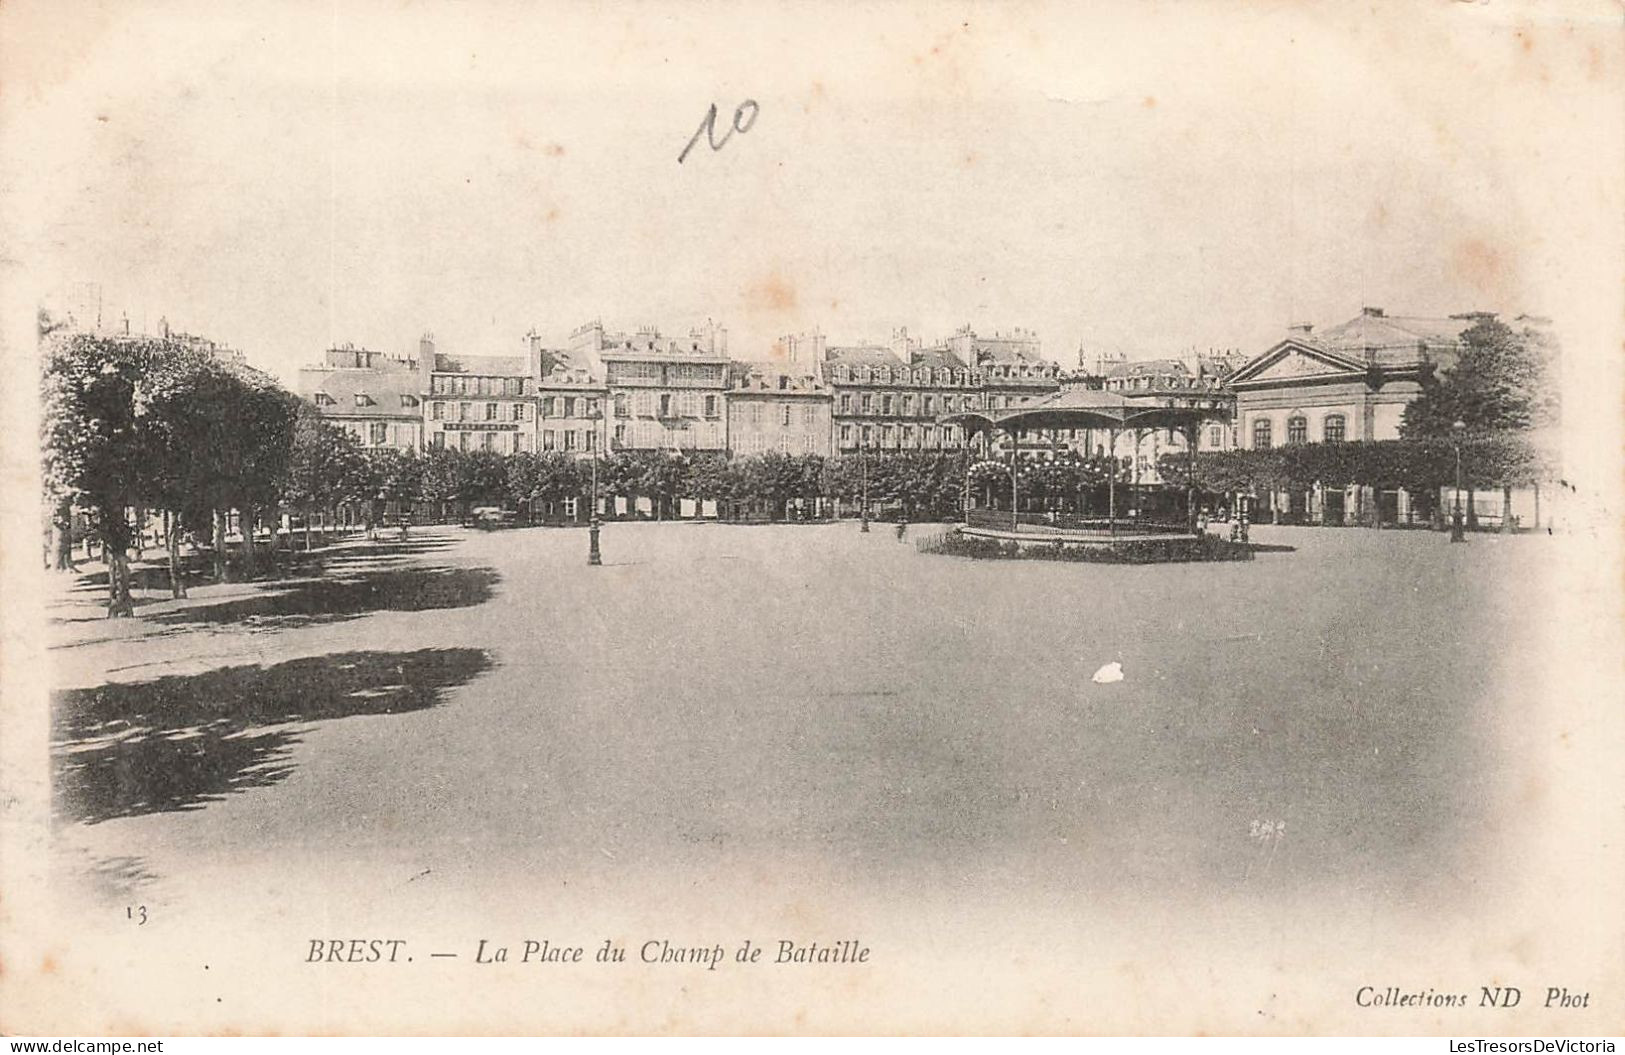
left=1450, top=419, right=1467, bottom=543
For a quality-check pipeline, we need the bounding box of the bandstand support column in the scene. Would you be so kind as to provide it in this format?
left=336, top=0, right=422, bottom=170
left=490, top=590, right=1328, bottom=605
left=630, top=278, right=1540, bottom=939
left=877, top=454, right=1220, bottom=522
left=1107, top=427, right=1119, bottom=537
left=1187, top=423, right=1199, bottom=535
left=1009, top=427, right=1020, bottom=532
left=962, top=427, right=973, bottom=523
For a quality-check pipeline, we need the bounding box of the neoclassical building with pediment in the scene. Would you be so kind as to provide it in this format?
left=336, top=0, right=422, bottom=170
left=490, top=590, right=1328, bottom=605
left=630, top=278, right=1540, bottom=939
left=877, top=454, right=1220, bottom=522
left=1221, top=306, right=1490, bottom=523
left=1225, top=306, right=1485, bottom=450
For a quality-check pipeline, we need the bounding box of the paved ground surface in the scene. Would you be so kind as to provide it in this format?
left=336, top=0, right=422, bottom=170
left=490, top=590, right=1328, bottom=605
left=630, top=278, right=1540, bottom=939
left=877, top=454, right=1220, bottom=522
left=49, top=521, right=1543, bottom=899
left=34, top=520, right=1583, bottom=1031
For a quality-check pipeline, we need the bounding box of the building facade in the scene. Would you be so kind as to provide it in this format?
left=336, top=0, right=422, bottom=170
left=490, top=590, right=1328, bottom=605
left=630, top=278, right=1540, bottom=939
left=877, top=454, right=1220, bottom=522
left=423, top=335, right=541, bottom=455
left=295, top=344, right=424, bottom=451
left=573, top=321, right=728, bottom=453
left=533, top=344, right=607, bottom=457
left=725, top=366, right=833, bottom=457
left=1221, top=306, right=1485, bottom=523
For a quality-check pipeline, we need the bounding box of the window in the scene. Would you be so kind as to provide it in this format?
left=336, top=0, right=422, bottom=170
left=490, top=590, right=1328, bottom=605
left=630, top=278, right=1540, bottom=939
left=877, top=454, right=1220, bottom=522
left=781, top=405, right=792, bottom=426
left=923, top=395, right=935, bottom=415
left=432, top=431, right=445, bottom=449
left=882, top=424, right=895, bottom=447
left=401, top=394, right=419, bottom=408
left=314, top=392, right=335, bottom=406
left=749, top=404, right=763, bottom=425
left=369, top=422, right=388, bottom=445
left=802, top=405, right=815, bottom=426
left=861, top=393, right=874, bottom=413
left=354, top=393, right=374, bottom=407
left=481, top=431, right=495, bottom=450
left=1323, top=414, right=1346, bottom=443
left=458, top=402, right=471, bottom=421
left=1252, top=419, right=1272, bottom=449
left=458, top=431, right=470, bottom=451
left=432, top=402, right=445, bottom=420
left=586, top=429, right=596, bottom=452
left=862, top=425, right=874, bottom=446
left=512, top=403, right=525, bottom=421
left=882, top=394, right=893, bottom=415
left=565, top=397, right=577, bottom=418
left=902, top=424, right=915, bottom=446
left=1208, top=426, right=1222, bottom=448
left=704, top=395, right=718, bottom=418
left=564, top=430, right=576, bottom=451
left=486, top=402, right=499, bottom=421
left=615, top=394, right=630, bottom=417
left=516, top=433, right=529, bottom=453
left=587, top=398, right=600, bottom=418
left=840, top=394, right=852, bottom=413
left=543, top=429, right=556, bottom=450
left=614, top=423, right=627, bottom=447
left=1287, top=416, right=1307, bottom=445
left=659, top=394, right=672, bottom=417
left=901, top=395, right=914, bottom=416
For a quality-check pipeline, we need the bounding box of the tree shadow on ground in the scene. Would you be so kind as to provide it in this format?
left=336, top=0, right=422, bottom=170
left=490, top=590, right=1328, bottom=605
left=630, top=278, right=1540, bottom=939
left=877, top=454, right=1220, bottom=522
left=148, top=565, right=501, bottom=631
left=63, top=536, right=462, bottom=597
left=53, top=647, right=493, bottom=825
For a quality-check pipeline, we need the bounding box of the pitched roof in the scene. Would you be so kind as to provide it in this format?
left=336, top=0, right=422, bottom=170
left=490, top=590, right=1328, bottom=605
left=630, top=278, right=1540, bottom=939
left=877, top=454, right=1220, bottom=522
left=433, top=352, right=529, bottom=375
left=823, top=344, right=904, bottom=369
left=297, top=366, right=424, bottom=419
left=1313, top=313, right=1473, bottom=355
left=1104, top=358, right=1191, bottom=379
left=909, top=346, right=969, bottom=372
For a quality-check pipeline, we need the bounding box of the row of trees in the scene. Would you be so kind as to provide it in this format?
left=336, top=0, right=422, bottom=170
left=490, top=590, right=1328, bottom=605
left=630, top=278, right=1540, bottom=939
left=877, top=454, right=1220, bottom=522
left=43, top=324, right=302, bottom=615
left=1156, top=433, right=1553, bottom=520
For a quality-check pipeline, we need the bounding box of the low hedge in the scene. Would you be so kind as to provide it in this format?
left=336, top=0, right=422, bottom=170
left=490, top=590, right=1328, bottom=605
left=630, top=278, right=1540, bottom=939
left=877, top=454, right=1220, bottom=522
left=919, top=530, right=1256, bottom=564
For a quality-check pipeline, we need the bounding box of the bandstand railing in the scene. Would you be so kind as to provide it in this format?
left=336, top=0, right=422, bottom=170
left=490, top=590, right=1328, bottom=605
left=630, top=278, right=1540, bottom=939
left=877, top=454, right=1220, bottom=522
left=964, top=508, right=1194, bottom=536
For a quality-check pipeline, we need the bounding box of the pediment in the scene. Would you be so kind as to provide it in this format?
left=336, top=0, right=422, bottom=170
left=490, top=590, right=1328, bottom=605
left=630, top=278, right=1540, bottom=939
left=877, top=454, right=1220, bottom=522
left=1226, top=340, right=1366, bottom=387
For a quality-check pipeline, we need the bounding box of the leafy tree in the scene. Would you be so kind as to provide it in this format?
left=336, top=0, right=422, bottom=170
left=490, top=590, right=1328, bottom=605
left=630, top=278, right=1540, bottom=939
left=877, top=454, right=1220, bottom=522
left=283, top=408, right=368, bottom=551
left=1402, top=317, right=1558, bottom=438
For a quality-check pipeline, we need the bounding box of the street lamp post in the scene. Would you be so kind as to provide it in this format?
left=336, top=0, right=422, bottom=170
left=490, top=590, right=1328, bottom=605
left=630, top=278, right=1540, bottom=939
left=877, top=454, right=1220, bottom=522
left=859, top=432, right=870, bottom=532
left=1450, top=419, right=1466, bottom=543
left=588, top=397, right=604, bottom=565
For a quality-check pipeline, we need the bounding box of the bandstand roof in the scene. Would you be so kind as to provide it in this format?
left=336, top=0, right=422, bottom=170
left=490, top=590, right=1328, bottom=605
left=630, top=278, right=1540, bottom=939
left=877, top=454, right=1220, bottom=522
left=940, top=388, right=1231, bottom=436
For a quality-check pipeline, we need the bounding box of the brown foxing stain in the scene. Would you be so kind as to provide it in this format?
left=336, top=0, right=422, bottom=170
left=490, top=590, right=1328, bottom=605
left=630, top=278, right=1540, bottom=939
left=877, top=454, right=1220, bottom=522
left=544, top=207, right=560, bottom=223
left=1450, top=237, right=1516, bottom=303
left=1142, top=95, right=1157, bottom=109
left=962, top=149, right=981, bottom=166
left=40, top=954, right=56, bottom=974
left=801, top=79, right=827, bottom=114
left=1369, top=200, right=1389, bottom=230
left=543, top=142, right=565, bottom=157
left=742, top=272, right=798, bottom=315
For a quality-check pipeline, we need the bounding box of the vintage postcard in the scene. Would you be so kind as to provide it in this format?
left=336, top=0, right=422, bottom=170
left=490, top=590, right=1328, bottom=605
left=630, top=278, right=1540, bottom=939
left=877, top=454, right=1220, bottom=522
left=1, top=0, right=1621, bottom=1037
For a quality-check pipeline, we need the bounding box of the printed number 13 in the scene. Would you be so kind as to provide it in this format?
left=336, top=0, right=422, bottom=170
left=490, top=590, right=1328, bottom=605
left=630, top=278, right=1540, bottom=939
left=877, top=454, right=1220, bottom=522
left=126, top=905, right=147, bottom=925
left=678, top=100, right=760, bottom=164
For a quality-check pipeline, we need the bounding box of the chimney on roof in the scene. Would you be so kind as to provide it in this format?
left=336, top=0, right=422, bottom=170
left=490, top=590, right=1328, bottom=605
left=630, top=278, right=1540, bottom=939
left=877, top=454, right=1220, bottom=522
left=1288, top=322, right=1314, bottom=336
left=419, top=331, right=436, bottom=358
left=1362, top=306, right=1384, bottom=317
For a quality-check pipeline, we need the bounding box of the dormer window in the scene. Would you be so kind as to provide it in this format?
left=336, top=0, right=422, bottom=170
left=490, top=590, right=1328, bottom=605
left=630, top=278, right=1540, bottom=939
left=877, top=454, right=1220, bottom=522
left=314, top=392, right=336, bottom=406
left=354, top=393, right=375, bottom=407
left=400, top=394, right=419, bottom=408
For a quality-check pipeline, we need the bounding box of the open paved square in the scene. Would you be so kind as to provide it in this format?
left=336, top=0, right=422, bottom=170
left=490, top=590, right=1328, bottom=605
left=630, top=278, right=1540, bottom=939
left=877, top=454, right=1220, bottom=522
left=50, top=521, right=1547, bottom=924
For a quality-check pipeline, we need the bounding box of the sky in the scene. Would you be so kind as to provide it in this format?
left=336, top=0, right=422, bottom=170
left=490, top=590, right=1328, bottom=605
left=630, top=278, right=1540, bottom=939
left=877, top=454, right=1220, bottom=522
left=4, top=0, right=1619, bottom=385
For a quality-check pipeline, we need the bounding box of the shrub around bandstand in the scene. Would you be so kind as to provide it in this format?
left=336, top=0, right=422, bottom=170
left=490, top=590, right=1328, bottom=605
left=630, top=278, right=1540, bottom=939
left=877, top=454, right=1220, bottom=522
left=920, top=529, right=1255, bottom=564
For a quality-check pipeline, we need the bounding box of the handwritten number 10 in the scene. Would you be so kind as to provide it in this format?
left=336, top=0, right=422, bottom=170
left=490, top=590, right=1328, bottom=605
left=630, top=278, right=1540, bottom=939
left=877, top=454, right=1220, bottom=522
left=679, top=100, right=759, bottom=164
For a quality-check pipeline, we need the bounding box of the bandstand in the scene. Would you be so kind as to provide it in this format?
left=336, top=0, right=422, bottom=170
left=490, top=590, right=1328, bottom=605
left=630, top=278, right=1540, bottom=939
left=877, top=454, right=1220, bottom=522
left=941, top=388, right=1231, bottom=547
